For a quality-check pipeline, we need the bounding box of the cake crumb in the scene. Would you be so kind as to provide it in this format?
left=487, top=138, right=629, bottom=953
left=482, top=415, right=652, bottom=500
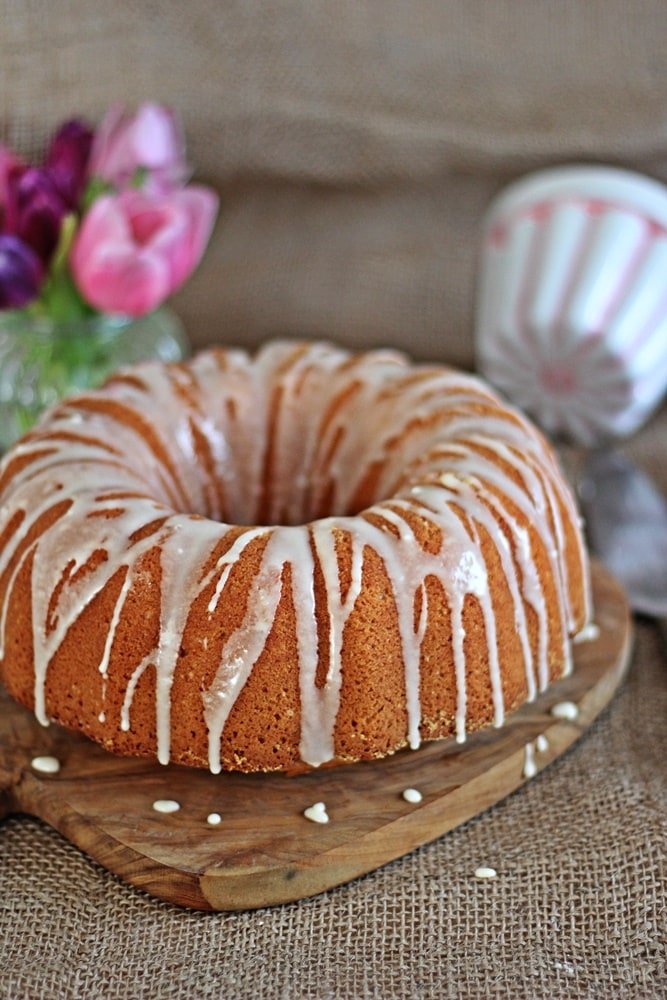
left=402, top=787, right=423, bottom=804
left=303, top=802, right=329, bottom=824
left=551, top=701, right=579, bottom=721
left=474, top=866, right=497, bottom=880
left=30, top=755, right=60, bottom=775
left=152, top=799, right=180, bottom=814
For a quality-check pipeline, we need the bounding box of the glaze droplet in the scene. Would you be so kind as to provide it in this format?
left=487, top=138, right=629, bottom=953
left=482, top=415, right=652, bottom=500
left=303, top=802, right=329, bottom=824
left=474, top=866, right=497, bottom=880
left=402, top=787, right=423, bottom=804
left=523, top=742, right=537, bottom=779
left=206, top=812, right=222, bottom=826
left=535, top=734, right=549, bottom=753
left=30, top=755, right=60, bottom=775
left=152, top=799, right=180, bottom=814
left=551, top=701, right=579, bottom=721
left=573, top=622, right=600, bottom=644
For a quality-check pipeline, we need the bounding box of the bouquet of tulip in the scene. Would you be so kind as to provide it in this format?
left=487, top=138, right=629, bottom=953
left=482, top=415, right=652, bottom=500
left=0, top=102, right=218, bottom=316
left=0, top=103, right=218, bottom=448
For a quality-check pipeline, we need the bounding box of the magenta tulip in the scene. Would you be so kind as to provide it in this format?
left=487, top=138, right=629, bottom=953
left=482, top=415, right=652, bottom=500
left=0, top=234, right=44, bottom=309
left=46, top=119, right=94, bottom=207
left=4, top=166, right=70, bottom=263
left=71, top=187, right=218, bottom=316
left=89, top=103, right=187, bottom=194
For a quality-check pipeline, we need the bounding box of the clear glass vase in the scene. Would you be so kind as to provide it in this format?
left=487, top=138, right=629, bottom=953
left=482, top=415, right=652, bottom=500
left=0, top=307, right=189, bottom=451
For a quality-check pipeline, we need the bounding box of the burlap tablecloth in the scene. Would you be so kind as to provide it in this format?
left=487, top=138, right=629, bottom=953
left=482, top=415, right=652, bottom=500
left=1, top=3, right=667, bottom=995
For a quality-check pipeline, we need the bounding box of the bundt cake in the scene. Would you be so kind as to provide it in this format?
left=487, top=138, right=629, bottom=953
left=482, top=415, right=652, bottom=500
left=0, top=340, right=590, bottom=773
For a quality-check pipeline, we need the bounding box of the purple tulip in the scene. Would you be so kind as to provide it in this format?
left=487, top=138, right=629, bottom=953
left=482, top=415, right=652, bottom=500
left=0, top=234, right=44, bottom=309
left=46, top=119, right=94, bottom=207
left=4, top=166, right=70, bottom=263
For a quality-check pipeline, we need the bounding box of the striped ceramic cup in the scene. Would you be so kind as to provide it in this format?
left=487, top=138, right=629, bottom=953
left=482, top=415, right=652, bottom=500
left=476, top=165, right=667, bottom=444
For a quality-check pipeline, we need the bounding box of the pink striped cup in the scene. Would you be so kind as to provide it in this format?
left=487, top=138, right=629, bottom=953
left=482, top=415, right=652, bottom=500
left=476, top=165, right=667, bottom=444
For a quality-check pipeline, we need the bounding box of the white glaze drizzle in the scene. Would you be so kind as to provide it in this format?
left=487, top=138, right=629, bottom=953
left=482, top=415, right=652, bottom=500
left=0, top=342, right=589, bottom=772
left=402, top=787, right=423, bottom=803
left=535, top=734, right=549, bottom=753
left=573, top=622, right=599, bottom=644
left=96, top=568, right=132, bottom=720
left=307, top=522, right=365, bottom=763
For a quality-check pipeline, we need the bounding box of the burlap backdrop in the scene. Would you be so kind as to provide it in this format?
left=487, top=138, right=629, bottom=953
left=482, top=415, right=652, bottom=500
left=2, top=1, right=667, bottom=365
left=1, top=2, right=667, bottom=997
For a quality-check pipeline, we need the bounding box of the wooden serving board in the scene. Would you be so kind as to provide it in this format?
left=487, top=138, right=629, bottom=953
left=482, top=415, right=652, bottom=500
left=0, top=562, right=631, bottom=912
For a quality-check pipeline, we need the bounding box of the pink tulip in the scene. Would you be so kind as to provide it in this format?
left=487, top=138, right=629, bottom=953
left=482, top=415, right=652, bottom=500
left=89, top=103, right=187, bottom=194
left=71, top=187, right=218, bottom=317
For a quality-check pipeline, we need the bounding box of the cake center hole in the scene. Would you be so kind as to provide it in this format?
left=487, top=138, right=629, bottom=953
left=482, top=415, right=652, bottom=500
left=186, top=411, right=392, bottom=527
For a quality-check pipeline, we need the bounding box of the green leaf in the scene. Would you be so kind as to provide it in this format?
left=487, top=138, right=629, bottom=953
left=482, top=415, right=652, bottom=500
left=130, top=165, right=149, bottom=189
left=51, top=213, right=78, bottom=279
left=81, top=175, right=114, bottom=211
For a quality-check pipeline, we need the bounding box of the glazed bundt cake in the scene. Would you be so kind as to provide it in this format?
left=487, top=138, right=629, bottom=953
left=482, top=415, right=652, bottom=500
left=0, top=341, right=590, bottom=773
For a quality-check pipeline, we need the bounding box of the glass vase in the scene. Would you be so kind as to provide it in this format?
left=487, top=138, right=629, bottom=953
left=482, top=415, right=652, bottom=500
left=0, top=307, right=189, bottom=452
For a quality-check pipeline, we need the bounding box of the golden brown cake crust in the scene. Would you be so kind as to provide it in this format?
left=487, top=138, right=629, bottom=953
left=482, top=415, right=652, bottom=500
left=0, top=341, right=590, bottom=773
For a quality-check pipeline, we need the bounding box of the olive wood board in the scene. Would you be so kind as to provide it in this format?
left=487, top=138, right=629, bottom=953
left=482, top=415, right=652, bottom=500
left=0, top=562, right=631, bottom=912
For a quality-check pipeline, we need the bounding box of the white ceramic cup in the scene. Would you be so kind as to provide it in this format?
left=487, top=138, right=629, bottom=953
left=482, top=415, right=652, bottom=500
left=476, top=165, right=667, bottom=444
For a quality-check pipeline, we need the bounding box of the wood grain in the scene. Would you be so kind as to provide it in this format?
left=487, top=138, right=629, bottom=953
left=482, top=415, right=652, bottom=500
left=0, top=562, right=631, bottom=911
